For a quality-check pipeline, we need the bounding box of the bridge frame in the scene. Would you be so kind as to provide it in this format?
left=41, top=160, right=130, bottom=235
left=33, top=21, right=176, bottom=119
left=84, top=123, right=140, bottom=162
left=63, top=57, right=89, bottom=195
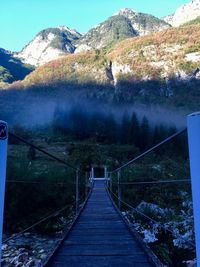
left=0, top=121, right=8, bottom=264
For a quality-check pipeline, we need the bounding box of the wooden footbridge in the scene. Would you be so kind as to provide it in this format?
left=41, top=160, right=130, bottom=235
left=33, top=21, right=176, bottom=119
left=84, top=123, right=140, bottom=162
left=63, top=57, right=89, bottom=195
left=46, top=179, right=155, bottom=267
left=1, top=116, right=199, bottom=266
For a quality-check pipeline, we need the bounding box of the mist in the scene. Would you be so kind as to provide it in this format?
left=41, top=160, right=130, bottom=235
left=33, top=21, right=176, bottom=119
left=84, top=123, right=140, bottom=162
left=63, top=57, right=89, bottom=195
left=0, top=85, right=192, bottom=130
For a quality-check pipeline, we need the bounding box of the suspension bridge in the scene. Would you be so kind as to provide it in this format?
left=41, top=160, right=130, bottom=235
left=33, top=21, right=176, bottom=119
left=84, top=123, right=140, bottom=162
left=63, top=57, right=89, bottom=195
left=0, top=113, right=200, bottom=266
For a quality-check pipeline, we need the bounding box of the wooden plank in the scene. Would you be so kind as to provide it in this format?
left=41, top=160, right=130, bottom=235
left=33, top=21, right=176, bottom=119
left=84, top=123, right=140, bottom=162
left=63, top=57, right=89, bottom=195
left=57, top=244, right=144, bottom=255
left=51, top=256, right=151, bottom=267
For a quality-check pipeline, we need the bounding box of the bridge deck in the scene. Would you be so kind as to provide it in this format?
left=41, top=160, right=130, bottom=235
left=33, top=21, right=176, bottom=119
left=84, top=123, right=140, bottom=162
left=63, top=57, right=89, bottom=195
left=48, top=180, right=153, bottom=267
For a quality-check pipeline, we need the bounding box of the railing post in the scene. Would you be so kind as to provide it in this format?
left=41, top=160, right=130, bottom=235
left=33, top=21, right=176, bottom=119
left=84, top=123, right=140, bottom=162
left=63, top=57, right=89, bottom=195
left=110, top=173, right=112, bottom=192
left=107, top=172, right=110, bottom=187
left=187, top=112, right=200, bottom=267
left=104, top=166, right=108, bottom=179
left=76, top=169, right=79, bottom=215
left=118, top=170, right=121, bottom=211
left=91, top=167, right=94, bottom=180
left=0, top=121, right=8, bottom=262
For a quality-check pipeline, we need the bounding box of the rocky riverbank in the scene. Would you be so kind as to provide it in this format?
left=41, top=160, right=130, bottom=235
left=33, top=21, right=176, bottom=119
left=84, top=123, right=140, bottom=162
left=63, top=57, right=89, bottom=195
left=2, top=232, right=61, bottom=266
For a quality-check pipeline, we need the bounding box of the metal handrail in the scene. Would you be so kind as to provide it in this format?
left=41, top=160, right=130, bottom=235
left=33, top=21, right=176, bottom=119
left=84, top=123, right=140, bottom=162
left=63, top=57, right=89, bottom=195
left=110, top=128, right=187, bottom=174
left=106, top=184, right=195, bottom=248
left=3, top=200, right=76, bottom=243
left=112, top=179, right=191, bottom=185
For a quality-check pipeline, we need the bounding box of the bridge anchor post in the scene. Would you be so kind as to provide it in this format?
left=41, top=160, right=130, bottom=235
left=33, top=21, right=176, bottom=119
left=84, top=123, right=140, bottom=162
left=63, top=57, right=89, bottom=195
left=187, top=112, right=200, bottom=267
left=0, top=121, right=8, bottom=264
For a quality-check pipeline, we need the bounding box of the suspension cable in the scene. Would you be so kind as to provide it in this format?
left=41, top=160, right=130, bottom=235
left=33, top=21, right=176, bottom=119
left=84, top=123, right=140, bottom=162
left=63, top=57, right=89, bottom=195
left=3, top=201, right=76, bottom=243
left=112, top=179, right=191, bottom=185
left=3, top=193, right=86, bottom=244
left=6, top=180, right=86, bottom=186
left=110, top=128, right=187, bottom=173
left=9, top=132, right=78, bottom=171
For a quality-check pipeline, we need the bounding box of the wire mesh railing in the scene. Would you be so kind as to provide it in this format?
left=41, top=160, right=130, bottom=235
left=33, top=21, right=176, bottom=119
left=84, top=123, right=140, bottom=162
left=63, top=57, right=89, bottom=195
left=106, top=128, right=196, bottom=266
left=4, top=132, right=92, bottom=244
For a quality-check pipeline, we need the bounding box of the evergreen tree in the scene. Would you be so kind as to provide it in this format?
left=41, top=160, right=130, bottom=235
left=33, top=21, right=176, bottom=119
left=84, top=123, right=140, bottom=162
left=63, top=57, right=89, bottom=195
left=28, top=146, right=36, bottom=160
left=139, top=116, right=151, bottom=150
left=120, top=112, right=130, bottom=144
left=105, top=113, right=118, bottom=144
left=129, top=112, right=140, bottom=146
left=68, top=106, right=89, bottom=139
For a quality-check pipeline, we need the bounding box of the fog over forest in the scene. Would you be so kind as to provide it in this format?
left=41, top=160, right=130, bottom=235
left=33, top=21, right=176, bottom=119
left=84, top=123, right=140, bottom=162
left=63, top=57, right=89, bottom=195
left=0, top=87, right=189, bottom=130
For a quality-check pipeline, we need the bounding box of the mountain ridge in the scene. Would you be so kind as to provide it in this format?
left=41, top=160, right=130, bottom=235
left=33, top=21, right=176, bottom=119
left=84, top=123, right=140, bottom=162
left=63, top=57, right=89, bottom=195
left=15, top=26, right=82, bottom=67
left=75, top=9, right=170, bottom=53
left=13, top=8, right=170, bottom=67
left=8, top=21, right=200, bottom=111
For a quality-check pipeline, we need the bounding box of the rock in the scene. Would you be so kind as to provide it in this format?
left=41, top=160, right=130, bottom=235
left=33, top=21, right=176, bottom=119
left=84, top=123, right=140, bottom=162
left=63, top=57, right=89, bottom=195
left=2, top=244, right=8, bottom=250
left=26, top=259, right=36, bottom=267
left=183, top=259, right=197, bottom=267
left=17, top=248, right=27, bottom=254
left=15, top=262, right=23, bottom=267
left=111, top=62, right=131, bottom=85
left=17, top=252, right=29, bottom=262
left=40, top=254, right=47, bottom=260
left=2, top=233, right=61, bottom=266
left=74, top=44, right=92, bottom=54
left=143, top=229, right=158, bottom=243
left=34, top=260, right=43, bottom=267
left=185, top=52, right=200, bottom=63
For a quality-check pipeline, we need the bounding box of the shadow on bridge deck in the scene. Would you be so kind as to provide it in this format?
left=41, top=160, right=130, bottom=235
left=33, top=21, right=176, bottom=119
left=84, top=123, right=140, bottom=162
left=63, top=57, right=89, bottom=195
left=46, top=180, right=155, bottom=267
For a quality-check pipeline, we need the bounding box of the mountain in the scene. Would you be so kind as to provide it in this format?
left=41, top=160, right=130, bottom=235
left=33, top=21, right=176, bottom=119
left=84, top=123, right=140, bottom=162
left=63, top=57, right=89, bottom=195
left=16, top=26, right=82, bottom=66
left=13, top=21, right=200, bottom=110
left=21, top=22, right=200, bottom=86
left=114, top=9, right=170, bottom=35
left=15, top=9, right=170, bottom=66
left=0, top=48, right=34, bottom=88
left=163, top=0, right=200, bottom=27
left=75, top=8, right=170, bottom=52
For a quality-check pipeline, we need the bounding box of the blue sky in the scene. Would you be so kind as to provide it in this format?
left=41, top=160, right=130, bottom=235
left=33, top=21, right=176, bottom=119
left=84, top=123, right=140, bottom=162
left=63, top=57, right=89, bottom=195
left=1, top=0, right=190, bottom=52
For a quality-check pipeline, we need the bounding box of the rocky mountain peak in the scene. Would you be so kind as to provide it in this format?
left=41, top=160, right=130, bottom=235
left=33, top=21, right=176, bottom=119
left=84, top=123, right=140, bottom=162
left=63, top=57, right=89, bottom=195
left=16, top=26, right=81, bottom=66
left=113, top=8, right=137, bottom=17
left=75, top=9, right=170, bottom=53
left=163, top=0, right=200, bottom=26
left=57, top=25, right=82, bottom=38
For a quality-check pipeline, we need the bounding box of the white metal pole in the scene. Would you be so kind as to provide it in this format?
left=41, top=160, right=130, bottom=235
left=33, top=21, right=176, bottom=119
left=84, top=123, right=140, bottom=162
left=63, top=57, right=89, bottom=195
left=187, top=112, right=200, bottom=267
left=0, top=121, right=8, bottom=263
left=104, top=166, right=107, bottom=179
left=91, top=167, right=94, bottom=180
